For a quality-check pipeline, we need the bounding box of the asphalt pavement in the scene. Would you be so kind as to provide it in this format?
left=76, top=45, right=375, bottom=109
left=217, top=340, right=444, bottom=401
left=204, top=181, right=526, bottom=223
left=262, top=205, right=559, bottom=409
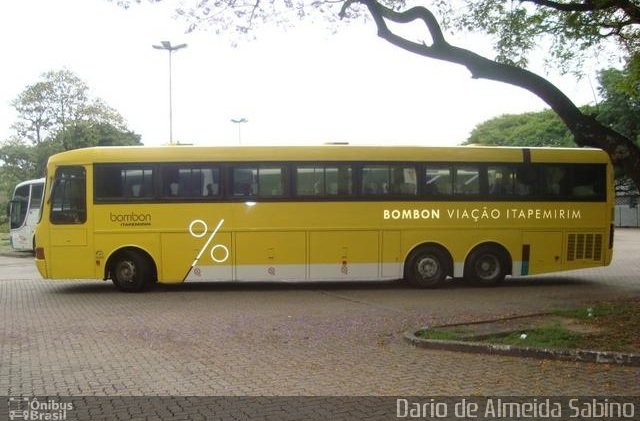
left=1, top=230, right=639, bottom=419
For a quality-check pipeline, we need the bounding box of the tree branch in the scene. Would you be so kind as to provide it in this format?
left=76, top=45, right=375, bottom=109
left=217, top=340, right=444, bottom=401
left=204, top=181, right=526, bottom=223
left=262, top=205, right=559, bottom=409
left=521, top=0, right=640, bottom=25
left=358, top=0, right=581, bottom=124
left=521, top=0, right=618, bottom=12
left=354, top=0, right=640, bottom=187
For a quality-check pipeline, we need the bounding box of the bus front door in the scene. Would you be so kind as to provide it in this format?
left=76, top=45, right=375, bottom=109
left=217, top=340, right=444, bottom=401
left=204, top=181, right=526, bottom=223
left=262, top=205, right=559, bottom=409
left=47, top=166, right=94, bottom=279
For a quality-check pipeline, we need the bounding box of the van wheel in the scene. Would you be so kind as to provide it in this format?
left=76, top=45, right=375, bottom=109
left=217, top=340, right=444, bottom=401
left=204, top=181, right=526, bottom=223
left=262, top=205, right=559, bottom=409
left=464, top=245, right=509, bottom=286
left=405, top=245, right=450, bottom=288
left=111, top=251, right=149, bottom=292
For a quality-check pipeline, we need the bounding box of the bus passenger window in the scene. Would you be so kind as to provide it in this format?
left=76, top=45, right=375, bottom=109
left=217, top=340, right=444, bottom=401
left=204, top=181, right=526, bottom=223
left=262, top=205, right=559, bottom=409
left=514, top=166, right=535, bottom=196
left=95, top=164, right=153, bottom=201
left=424, top=166, right=452, bottom=196
left=233, top=166, right=285, bottom=197
left=297, top=166, right=353, bottom=197
left=488, top=167, right=510, bottom=195
left=569, top=164, right=605, bottom=200
left=296, top=167, right=324, bottom=196
left=159, top=165, right=220, bottom=199
left=362, top=165, right=417, bottom=196
left=454, top=166, right=480, bottom=195
left=258, top=167, right=284, bottom=196
left=539, top=166, right=566, bottom=196
left=124, top=168, right=153, bottom=199
left=205, top=183, right=218, bottom=197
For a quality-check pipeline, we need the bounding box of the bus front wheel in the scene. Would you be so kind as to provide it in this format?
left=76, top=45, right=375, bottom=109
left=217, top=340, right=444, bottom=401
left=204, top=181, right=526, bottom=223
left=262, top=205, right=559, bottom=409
left=405, top=245, right=450, bottom=288
left=111, top=251, right=150, bottom=292
left=464, top=244, right=509, bottom=286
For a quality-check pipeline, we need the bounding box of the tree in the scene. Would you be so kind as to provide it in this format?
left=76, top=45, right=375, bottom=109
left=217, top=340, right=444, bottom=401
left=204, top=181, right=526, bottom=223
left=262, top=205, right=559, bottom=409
left=1, top=69, right=142, bottom=207
left=467, top=64, right=639, bottom=196
left=0, top=137, right=39, bottom=182
left=465, top=109, right=577, bottom=147
left=449, top=0, right=640, bottom=73
left=115, top=0, right=640, bottom=187
left=597, top=63, right=640, bottom=143
left=11, top=69, right=127, bottom=147
left=467, top=59, right=640, bottom=147
left=350, top=0, right=640, bottom=186
left=53, top=121, right=142, bottom=150
left=11, top=82, right=51, bottom=145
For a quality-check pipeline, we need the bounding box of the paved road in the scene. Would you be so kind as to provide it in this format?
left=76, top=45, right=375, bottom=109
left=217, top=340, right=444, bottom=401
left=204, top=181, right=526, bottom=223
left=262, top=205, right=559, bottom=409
left=0, top=230, right=639, bottom=418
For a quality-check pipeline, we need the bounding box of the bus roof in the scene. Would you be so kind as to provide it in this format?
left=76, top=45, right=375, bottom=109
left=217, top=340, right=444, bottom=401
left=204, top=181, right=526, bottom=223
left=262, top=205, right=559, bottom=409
left=13, top=177, right=45, bottom=190
left=46, top=145, right=611, bottom=166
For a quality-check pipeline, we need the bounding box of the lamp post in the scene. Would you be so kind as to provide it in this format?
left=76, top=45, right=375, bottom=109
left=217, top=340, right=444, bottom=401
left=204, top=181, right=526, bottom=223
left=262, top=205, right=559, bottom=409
left=153, top=41, right=187, bottom=144
left=230, top=118, right=248, bottom=144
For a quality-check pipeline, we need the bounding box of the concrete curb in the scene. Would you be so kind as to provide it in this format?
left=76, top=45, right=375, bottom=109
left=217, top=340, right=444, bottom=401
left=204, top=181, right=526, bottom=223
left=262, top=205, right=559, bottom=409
left=405, top=329, right=640, bottom=366
left=0, top=249, right=35, bottom=258
left=0, top=251, right=34, bottom=258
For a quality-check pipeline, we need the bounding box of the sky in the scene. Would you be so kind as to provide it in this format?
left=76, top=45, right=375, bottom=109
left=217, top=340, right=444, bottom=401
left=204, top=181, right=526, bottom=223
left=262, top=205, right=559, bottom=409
left=0, top=0, right=601, bottom=147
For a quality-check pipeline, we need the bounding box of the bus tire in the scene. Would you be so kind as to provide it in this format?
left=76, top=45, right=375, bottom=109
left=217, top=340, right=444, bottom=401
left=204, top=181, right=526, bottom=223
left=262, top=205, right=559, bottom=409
left=405, top=245, right=451, bottom=288
left=111, top=251, right=150, bottom=292
left=464, top=244, right=509, bottom=286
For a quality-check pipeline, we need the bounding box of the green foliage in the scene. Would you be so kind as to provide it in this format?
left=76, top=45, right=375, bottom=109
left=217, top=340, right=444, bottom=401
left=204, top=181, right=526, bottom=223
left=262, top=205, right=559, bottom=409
left=450, top=0, right=639, bottom=74
left=597, top=56, right=640, bottom=144
left=0, top=69, right=142, bottom=214
left=11, top=69, right=128, bottom=145
left=467, top=54, right=639, bottom=149
left=417, top=299, right=640, bottom=353
left=53, top=121, right=142, bottom=150
left=465, top=109, right=577, bottom=147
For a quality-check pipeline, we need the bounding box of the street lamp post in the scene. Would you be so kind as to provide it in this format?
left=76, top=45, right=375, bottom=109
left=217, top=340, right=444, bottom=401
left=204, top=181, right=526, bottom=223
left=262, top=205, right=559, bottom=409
left=153, top=41, right=187, bottom=145
left=230, top=118, right=248, bottom=144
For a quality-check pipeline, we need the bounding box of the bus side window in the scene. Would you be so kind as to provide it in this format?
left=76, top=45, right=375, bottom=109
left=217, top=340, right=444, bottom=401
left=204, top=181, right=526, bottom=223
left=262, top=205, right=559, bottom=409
left=296, top=167, right=324, bottom=196
left=160, top=165, right=220, bottom=199
left=124, top=168, right=153, bottom=199
left=50, top=166, right=86, bottom=224
left=362, top=165, right=417, bottom=196
left=30, top=184, right=44, bottom=211
left=569, top=164, right=606, bottom=200
left=514, top=166, right=535, bottom=196
left=258, top=167, right=284, bottom=196
left=453, top=166, right=480, bottom=196
left=425, top=166, right=452, bottom=196
left=10, top=185, right=29, bottom=229
left=95, top=164, right=153, bottom=201
left=487, top=165, right=536, bottom=198
left=539, top=166, right=567, bottom=197
left=232, top=166, right=286, bottom=198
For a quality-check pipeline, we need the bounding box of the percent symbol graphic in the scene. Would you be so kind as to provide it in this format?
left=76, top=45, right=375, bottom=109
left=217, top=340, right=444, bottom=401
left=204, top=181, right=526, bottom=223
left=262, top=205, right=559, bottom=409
left=188, top=218, right=229, bottom=268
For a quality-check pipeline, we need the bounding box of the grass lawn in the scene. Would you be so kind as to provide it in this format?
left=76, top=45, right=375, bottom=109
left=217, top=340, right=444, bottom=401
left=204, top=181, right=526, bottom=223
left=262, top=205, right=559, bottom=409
left=417, top=298, right=640, bottom=353
left=0, top=229, right=12, bottom=253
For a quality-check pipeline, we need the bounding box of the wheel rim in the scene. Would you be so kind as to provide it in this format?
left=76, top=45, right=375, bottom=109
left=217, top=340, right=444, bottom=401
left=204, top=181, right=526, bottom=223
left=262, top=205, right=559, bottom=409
left=116, top=260, right=136, bottom=284
left=416, top=255, right=440, bottom=280
left=474, top=254, right=500, bottom=281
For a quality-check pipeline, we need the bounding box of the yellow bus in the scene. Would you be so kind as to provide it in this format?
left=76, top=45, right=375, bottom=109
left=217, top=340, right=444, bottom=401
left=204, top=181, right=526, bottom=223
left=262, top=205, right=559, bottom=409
left=34, top=145, right=614, bottom=292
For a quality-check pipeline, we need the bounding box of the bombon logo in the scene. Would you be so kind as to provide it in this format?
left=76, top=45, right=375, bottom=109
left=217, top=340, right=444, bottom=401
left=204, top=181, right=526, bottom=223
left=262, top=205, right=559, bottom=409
left=110, top=212, right=152, bottom=226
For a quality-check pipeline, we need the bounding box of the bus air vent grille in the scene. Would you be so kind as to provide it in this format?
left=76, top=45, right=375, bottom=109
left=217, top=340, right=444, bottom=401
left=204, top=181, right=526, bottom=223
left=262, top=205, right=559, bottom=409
left=567, top=233, right=603, bottom=262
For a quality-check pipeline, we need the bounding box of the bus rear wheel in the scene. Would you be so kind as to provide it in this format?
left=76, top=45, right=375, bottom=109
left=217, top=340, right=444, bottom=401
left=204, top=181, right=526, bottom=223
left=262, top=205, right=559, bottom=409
left=464, top=244, right=509, bottom=286
left=405, top=245, right=450, bottom=288
left=111, top=251, right=150, bottom=292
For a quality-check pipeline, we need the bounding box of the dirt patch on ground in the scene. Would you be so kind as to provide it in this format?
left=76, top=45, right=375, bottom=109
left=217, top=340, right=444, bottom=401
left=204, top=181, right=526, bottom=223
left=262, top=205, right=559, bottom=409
left=417, top=297, right=640, bottom=354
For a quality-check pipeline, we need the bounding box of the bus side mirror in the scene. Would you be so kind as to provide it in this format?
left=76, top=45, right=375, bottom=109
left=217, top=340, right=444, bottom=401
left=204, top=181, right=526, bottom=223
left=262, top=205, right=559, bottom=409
left=6, top=200, right=15, bottom=218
